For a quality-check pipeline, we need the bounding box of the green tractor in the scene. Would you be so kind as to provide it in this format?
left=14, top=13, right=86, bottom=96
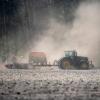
left=58, top=50, right=94, bottom=70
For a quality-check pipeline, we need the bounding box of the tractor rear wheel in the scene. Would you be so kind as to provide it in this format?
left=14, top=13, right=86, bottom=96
left=59, top=58, right=71, bottom=69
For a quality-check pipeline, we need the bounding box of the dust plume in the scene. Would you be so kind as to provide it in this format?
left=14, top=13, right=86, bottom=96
left=0, top=0, right=100, bottom=68
left=31, top=0, right=100, bottom=67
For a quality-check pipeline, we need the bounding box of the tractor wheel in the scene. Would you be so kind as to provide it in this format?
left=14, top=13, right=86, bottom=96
left=80, top=62, right=89, bottom=69
left=59, top=58, right=71, bottom=69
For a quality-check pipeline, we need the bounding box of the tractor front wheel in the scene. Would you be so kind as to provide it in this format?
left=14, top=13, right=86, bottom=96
left=80, top=62, right=89, bottom=69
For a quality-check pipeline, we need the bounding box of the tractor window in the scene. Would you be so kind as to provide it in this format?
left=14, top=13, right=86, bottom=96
left=65, top=51, right=75, bottom=57
left=65, top=51, right=73, bottom=57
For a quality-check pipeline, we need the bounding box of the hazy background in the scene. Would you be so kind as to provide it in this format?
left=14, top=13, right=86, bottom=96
left=0, top=0, right=100, bottom=67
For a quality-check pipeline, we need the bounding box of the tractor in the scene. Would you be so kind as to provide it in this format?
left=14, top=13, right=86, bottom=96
left=58, top=50, right=94, bottom=70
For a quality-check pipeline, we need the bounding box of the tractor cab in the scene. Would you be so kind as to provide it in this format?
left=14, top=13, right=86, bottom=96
left=64, top=51, right=77, bottom=58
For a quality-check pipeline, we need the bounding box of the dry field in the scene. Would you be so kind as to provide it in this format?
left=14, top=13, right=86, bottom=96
left=0, top=67, right=100, bottom=100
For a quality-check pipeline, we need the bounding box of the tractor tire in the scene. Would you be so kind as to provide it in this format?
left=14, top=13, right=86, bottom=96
left=80, top=62, right=89, bottom=69
left=58, top=58, right=71, bottom=69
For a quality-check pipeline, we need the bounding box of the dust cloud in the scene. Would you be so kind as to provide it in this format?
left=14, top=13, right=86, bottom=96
left=31, top=1, right=100, bottom=67
left=0, top=0, right=100, bottom=68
